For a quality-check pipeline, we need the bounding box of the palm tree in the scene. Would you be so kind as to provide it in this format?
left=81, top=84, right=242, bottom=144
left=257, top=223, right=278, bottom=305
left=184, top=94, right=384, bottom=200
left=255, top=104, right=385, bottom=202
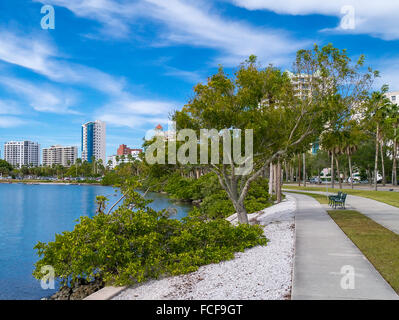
left=365, top=85, right=391, bottom=191
left=322, top=132, right=340, bottom=189
left=388, top=103, right=399, bottom=186
left=75, top=158, right=82, bottom=177
left=91, top=156, right=96, bottom=175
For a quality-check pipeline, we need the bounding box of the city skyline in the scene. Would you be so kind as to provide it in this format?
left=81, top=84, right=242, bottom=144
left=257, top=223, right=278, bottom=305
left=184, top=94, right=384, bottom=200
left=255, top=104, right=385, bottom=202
left=1, top=1, right=399, bottom=157
left=2, top=119, right=145, bottom=165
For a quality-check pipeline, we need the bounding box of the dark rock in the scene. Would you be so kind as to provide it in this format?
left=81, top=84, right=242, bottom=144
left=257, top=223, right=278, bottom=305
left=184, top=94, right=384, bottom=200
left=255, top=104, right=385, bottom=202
left=49, top=278, right=105, bottom=300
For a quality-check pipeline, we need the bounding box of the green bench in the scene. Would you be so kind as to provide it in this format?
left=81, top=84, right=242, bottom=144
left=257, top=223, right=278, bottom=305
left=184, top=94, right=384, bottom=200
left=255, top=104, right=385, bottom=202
left=329, top=192, right=347, bottom=209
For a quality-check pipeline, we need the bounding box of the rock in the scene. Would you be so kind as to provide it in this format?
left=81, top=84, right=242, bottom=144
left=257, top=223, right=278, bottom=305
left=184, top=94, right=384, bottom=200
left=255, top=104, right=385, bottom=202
left=49, top=278, right=104, bottom=300
left=192, top=199, right=202, bottom=206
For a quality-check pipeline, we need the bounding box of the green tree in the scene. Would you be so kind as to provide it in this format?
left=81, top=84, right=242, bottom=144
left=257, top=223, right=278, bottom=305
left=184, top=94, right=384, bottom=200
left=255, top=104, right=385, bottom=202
left=0, top=159, right=13, bottom=176
left=174, top=45, right=375, bottom=223
left=363, top=85, right=392, bottom=190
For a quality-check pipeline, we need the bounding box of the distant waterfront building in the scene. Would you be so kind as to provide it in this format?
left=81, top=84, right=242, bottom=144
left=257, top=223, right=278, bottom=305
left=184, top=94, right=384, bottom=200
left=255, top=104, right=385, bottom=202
left=4, top=141, right=40, bottom=167
left=117, top=144, right=143, bottom=158
left=108, top=146, right=142, bottom=169
left=42, top=145, right=78, bottom=167
left=81, top=120, right=106, bottom=164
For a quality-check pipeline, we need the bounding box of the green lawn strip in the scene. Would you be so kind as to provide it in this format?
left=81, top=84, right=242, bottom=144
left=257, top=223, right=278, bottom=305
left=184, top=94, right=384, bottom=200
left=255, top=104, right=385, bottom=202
left=284, top=191, right=329, bottom=205
left=327, top=210, right=399, bottom=294
left=283, top=185, right=399, bottom=208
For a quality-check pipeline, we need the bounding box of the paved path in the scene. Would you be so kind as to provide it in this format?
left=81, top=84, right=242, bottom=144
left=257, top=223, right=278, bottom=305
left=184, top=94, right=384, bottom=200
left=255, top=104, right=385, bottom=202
left=287, top=192, right=398, bottom=300
left=284, top=189, right=399, bottom=234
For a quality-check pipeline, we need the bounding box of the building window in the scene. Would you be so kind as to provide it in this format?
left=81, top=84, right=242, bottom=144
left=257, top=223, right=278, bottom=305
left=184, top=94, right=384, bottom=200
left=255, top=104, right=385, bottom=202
left=392, top=96, right=396, bottom=102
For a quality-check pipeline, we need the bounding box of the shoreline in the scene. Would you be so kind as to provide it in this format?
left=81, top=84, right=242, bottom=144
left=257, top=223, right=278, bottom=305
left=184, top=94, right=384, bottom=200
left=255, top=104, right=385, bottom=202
left=0, top=180, right=102, bottom=186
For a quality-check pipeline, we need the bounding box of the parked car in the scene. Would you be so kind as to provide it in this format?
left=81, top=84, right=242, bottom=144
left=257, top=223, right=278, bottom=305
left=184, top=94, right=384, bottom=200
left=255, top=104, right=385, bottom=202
left=309, top=177, right=322, bottom=184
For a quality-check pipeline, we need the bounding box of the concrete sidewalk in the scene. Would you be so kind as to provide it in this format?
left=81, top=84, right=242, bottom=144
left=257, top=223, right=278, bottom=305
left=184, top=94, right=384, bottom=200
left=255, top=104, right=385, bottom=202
left=284, top=189, right=399, bottom=234
left=288, top=192, right=398, bottom=300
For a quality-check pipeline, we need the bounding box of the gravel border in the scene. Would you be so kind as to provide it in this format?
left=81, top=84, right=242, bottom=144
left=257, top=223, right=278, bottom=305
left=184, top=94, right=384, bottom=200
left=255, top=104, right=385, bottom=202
left=113, top=196, right=296, bottom=300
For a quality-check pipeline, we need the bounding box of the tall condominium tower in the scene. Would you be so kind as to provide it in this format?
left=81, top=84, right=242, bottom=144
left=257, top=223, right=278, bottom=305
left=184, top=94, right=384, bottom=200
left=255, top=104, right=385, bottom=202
left=81, top=120, right=106, bottom=163
left=42, top=145, right=78, bottom=167
left=4, top=141, right=40, bottom=167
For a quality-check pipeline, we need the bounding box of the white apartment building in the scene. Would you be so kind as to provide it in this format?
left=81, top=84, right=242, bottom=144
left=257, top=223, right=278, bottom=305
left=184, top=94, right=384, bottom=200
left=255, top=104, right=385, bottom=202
left=81, top=120, right=106, bottom=164
left=42, top=145, right=78, bottom=167
left=386, top=91, right=399, bottom=104
left=107, top=152, right=142, bottom=169
left=286, top=71, right=320, bottom=99
left=4, top=141, right=40, bottom=167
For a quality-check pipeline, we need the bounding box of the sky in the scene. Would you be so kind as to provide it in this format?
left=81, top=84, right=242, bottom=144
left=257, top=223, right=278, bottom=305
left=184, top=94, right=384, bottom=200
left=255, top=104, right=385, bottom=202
left=1, top=0, right=399, bottom=159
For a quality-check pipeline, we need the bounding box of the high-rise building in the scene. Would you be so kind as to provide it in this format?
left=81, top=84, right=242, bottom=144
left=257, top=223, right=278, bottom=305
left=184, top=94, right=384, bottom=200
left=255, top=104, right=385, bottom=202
left=42, top=145, right=78, bottom=167
left=81, top=120, right=106, bottom=163
left=4, top=141, right=40, bottom=167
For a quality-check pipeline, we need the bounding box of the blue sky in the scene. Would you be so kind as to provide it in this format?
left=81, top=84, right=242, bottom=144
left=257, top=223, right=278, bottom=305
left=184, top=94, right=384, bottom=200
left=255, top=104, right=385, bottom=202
left=1, top=0, right=399, bottom=158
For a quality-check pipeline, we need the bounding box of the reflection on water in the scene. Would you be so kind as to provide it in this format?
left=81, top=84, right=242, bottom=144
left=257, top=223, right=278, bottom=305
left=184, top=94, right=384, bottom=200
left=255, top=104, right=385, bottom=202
left=0, top=183, right=191, bottom=300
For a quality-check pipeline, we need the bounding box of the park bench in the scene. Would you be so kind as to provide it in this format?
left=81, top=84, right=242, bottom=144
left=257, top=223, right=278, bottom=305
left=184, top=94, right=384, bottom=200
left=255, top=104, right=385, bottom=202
left=332, top=193, right=347, bottom=209
left=328, top=191, right=342, bottom=207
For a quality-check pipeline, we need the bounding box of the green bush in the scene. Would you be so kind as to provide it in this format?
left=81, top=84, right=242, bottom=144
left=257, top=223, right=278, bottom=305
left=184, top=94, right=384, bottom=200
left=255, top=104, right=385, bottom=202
left=141, top=172, right=272, bottom=219
left=33, top=180, right=267, bottom=286
left=101, top=171, right=123, bottom=186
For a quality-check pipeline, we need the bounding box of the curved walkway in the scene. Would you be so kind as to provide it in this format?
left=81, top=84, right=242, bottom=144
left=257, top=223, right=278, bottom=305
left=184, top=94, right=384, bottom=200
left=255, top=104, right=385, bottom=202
left=287, top=192, right=398, bottom=300
left=284, top=189, right=399, bottom=234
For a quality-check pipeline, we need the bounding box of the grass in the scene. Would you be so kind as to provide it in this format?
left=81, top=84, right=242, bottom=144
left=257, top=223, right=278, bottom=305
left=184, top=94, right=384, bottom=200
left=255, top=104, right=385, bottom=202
left=285, top=191, right=329, bottom=205
left=283, top=184, right=399, bottom=208
left=328, top=210, right=399, bottom=294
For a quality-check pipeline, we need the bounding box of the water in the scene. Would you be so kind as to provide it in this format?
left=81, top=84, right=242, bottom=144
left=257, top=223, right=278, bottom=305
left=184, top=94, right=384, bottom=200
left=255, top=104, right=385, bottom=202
left=0, top=183, right=192, bottom=300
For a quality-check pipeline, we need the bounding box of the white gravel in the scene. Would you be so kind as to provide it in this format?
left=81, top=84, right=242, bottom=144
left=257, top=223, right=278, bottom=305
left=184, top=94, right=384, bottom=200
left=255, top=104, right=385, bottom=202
left=113, top=195, right=296, bottom=300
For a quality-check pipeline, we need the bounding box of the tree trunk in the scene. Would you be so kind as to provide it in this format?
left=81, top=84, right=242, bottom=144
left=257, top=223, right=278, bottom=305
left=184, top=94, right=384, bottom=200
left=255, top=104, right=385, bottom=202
left=269, top=163, right=274, bottom=195
left=303, top=153, right=306, bottom=187
left=318, top=167, right=321, bottom=185
left=393, top=126, right=398, bottom=186
left=348, top=154, right=354, bottom=190
left=298, top=154, right=301, bottom=187
left=284, top=160, right=288, bottom=183
left=335, top=157, right=342, bottom=189
left=380, top=142, right=386, bottom=186
left=273, top=164, right=278, bottom=195
left=277, top=160, right=282, bottom=203
left=291, top=163, right=294, bottom=183
left=374, top=124, right=379, bottom=191
left=331, top=153, right=335, bottom=189
left=233, top=200, right=249, bottom=224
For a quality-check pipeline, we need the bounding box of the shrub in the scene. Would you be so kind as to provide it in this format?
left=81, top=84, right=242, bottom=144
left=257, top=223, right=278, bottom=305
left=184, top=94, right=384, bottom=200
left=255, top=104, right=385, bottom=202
left=33, top=180, right=267, bottom=287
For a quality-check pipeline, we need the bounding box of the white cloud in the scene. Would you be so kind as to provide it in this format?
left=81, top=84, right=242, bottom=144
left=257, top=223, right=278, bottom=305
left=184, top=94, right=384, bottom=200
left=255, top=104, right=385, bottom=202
left=34, top=0, right=139, bottom=38
left=164, top=66, right=204, bottom=83
left=36, top=0, right=307, bottom=66
left=0, top=100, right=22, bottom=115
left=229, top=0, right=399, bottom=40
left=0, top=30, right=56, bottom=75
left=372, top=57, right=399, bottom=91
left=0, top=116, right=27, bottom=128
left=96, top=96, right=176, bottom=128
left=0, top=76, right=80, bottom=114
left=0, top=27, right=179, bottom=128
left=0, top=29, right=125, bottom=95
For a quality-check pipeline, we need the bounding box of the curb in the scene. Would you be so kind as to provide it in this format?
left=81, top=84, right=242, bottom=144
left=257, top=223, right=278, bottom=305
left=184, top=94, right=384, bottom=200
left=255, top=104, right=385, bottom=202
left=84, top=286, right=127, bottom=300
